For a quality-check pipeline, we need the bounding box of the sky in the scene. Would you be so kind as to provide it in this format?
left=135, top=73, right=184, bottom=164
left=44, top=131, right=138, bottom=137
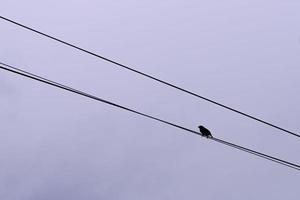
left=1, top=0, right=300, bottom=199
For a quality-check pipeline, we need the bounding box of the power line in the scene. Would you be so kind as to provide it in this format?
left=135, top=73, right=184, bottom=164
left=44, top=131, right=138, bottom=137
left=0, top=61, right=299, bottom=171
left=211, top=138, right=300, bottom=171
left=0, top=16, right=298, bottom=139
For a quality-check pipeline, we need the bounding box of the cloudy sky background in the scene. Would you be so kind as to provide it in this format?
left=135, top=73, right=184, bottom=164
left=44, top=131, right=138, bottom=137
left=1, top=0, right=300, bottom=199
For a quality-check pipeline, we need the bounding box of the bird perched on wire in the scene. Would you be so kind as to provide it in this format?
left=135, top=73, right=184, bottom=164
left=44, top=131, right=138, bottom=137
left=198, top=125, right=213, bottom=138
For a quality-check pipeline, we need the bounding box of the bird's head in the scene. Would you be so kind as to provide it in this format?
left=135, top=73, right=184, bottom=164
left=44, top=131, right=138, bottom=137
left=198, top=125, right=204, bottom=129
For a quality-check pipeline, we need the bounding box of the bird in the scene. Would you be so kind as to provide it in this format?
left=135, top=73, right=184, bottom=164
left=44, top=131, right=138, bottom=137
left=198, top=125, right=213, bottom=138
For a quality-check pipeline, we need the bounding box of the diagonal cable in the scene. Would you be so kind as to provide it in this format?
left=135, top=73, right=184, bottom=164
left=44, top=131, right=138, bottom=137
left=0, top=61, right=299, bottom=171
left=0, top=16, right=298, bottom=138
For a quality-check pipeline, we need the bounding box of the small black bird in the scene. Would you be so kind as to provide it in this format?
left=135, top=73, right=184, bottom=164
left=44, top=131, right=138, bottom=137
left=198, top=125, right=212, bottom=138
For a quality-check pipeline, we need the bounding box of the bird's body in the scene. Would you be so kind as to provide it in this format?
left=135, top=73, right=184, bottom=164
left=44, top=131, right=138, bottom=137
left=198, top=125, right=212, bottom=138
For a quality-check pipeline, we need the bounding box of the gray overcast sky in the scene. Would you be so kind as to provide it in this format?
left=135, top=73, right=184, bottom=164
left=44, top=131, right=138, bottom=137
left=1, top=0, right=300, bottom=199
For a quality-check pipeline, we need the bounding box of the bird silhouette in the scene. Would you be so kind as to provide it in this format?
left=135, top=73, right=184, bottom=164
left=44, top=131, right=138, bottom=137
left=198, top=125, right=212, bottom=138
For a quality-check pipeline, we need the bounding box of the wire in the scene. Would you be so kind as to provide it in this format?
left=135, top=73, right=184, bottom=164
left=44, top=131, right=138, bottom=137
left=211, top=138, right=300, bottom=170
left=0, top=16, right=298, bottom=139
left=0, top=61, right=299, bottom=171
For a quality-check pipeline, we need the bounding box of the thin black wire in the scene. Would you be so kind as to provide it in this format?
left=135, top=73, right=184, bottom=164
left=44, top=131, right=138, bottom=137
left=0, top=16, right=298, bottom=139
left=0, top=62, right=299, bottom=171
left=211, top=138, right=300, bottom=170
